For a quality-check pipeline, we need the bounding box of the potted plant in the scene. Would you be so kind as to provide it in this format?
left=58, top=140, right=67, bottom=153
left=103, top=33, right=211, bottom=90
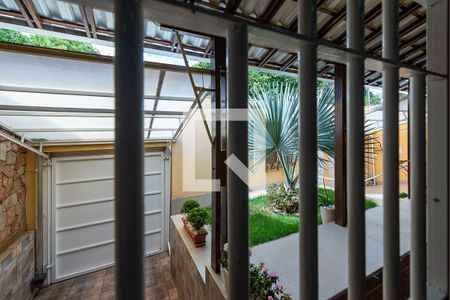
left=318, top=187, right=335, bottom=224
left=180, top=199, right=200, bottom=225
left=184, top=207, right=208, bottom=247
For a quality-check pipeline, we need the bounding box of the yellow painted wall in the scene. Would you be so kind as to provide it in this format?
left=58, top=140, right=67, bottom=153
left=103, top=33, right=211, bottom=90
left=369, top=121, right=409, bottom=184
left=316, top=122, right=410, bottom=187
left=171, top=99, right=213, bottom=200
left=170, top=98, right=285, bottom=200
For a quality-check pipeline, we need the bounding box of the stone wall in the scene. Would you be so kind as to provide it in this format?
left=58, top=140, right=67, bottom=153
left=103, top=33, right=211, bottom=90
left=0, top=231, right=35, bottom=299
left=170, top=216, right=228, bottom=300
left=170, top=217, right=207, bottom=300
left=0, top=138, right=27, bottom=252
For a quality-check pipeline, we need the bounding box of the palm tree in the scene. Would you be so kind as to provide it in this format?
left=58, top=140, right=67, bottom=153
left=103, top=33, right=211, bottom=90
left=248, top=83, right=335, bottom=191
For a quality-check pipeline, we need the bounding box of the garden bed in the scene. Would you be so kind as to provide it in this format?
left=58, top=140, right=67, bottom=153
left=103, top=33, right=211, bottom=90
left=206, top=191, right=377, bottom=247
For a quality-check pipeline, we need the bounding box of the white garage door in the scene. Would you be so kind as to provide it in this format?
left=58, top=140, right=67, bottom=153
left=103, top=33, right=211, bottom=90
left=51, top=153, right=168, bottom=281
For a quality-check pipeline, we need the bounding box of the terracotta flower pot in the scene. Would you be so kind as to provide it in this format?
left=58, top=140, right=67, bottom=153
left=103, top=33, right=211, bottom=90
left=181, top=215, right=189, bottom=226
left=320, top=206, right=335, bottom=224
left=184, top=222, right=208, bottom=247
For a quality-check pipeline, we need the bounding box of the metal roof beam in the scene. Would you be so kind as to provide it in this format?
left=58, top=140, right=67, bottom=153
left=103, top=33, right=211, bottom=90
left=0, top=129, right=48, bottom=158
left=14, top=0, right=33, bottom=27
left=318, top=6, right=346, bottom=38
left=226, top=0, right=242, bottom=13
left=0, top=111, right=184, bottom=118
left=12, top=127, right=177, bottom=132
left=369, top=30, right=426, bottom=55
left=258, top=48, right=277, bottom=68
left=0, top=42, right=213, bottom=75
left=0, top=105, right=185, bottom=116
left=79, top=5, right=92, bottom=38
left=260, top=0, right=285, bottom=24
left=0, top=85, right=196, bottom=102
left=147, top=70, right=166, bottom=138
left=18, top=0, right=42, bottom=29
left=84, top=5, right=97, bottom=39
left=400, top=42, right=426, bottom=59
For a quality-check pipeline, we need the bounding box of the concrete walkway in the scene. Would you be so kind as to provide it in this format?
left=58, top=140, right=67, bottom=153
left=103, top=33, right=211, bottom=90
left=250, top=199, right=411, bottom=300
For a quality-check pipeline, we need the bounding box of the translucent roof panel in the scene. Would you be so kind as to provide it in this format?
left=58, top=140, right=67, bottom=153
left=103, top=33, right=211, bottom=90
left=156, top=100, right=192, bottom=112
left=0, top=50, right=210, bottom=144
left=0, top=91, right=118, bottom=109
left=149, top=131, right=175, bottom=140
left=24, top=131, right=115, bottom=141
left=0, top=51, right=166, bottom=96
left=161, top=72, right=211, bottom=98
left=152, top=118, right=181, bottom=129
left=0, top=116, right=116, bottom=130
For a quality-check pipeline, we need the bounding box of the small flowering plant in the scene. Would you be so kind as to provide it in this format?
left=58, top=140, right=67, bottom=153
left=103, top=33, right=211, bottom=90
left=250, top=263, right=291, bottom=300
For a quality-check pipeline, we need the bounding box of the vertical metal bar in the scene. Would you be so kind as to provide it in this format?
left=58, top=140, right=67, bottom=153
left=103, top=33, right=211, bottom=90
left=114, top=1, right=144, bottom=299
left=409, top=74, right=426, bottom=300
left=346, top=0, right=366, bottom=298
left=36, top=156, right=44, bottom=273
left=227, top=23, right=249, bottom=299
left=382, top=0, right=400, bottom=299
left=211, top=36, right=227, bottom=273
left=298, top=1, right=318, bottom=299
left=334, top=63, right=347, bottom=227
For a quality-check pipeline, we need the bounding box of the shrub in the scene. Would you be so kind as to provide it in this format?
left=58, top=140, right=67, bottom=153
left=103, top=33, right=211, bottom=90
left=267, top=184, right=286, bottom=203
left=187, top=207, right=208, bottom=231
left=267, top=184, right=299, bottom=214
left=250, top=262, right=291, bottom=300
left=180, top=199, right=200, bottom=214
left=273, top=192, right=299, bottom=214
left=399, top=192, right=409, bottom=199
left=318, top=188, right=334, bottom=207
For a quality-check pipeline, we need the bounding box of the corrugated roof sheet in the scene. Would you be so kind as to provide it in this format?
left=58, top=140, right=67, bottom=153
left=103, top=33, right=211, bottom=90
left=0, top=0, right=427, bottom=90
left=0, top=0, right=18, bottom=11
left=33, top=0, right=82, bottom=24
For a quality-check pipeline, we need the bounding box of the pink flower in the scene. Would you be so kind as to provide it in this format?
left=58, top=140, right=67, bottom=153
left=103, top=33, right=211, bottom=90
left=268, top=296, right=274, bottom=300
left=270, top=272, right=277, bottom=278
left=276, top=284, right=283, bottom=291
left=261, top=267, right=268, bottom=273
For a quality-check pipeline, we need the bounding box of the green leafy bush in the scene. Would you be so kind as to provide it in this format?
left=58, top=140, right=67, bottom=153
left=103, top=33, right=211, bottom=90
left=399, top=192, right=409, bottom=199
left=318, top=188, right=334, bottom=207
left=187, top=207, right=208, bottom=231
left=180, top=199, right=200, bottom=214
left=267, top=184, right=299, bottom=214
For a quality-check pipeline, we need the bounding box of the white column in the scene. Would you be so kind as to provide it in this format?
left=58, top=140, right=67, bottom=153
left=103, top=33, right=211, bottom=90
left=409, top=74, right=426, bottom=300
left=382, top=0, right=400, bottom=299
left=298, top=1, right=318, bottom=299
left=346, top=0, right=366, bottom=298
left=226, top=22, right=249, bottom=299
left=426, top=0, right=448, bottom=296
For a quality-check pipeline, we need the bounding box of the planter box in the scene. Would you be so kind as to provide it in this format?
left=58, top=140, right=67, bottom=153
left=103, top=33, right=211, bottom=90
left=222, top=268, right=229, bottom=292
left=184, top=222, right=208, bottom=247
left=320, top=206, right=335, bottom=224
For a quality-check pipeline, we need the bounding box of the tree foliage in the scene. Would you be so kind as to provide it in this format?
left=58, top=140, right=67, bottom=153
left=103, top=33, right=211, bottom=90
left=0, top=29, right=99, bottom=55
left=249, top=83, right=335, bottom=190
left=193, top=62, right=335, bottom=92
left=364, top=89, right=382, bottom=106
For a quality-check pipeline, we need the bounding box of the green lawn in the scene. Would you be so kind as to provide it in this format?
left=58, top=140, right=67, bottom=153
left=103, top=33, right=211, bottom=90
left=206, top=193, right=378, bottom=247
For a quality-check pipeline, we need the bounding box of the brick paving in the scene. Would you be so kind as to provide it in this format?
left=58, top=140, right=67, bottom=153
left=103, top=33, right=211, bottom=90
left=35, top=252, right=179, bottom=300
